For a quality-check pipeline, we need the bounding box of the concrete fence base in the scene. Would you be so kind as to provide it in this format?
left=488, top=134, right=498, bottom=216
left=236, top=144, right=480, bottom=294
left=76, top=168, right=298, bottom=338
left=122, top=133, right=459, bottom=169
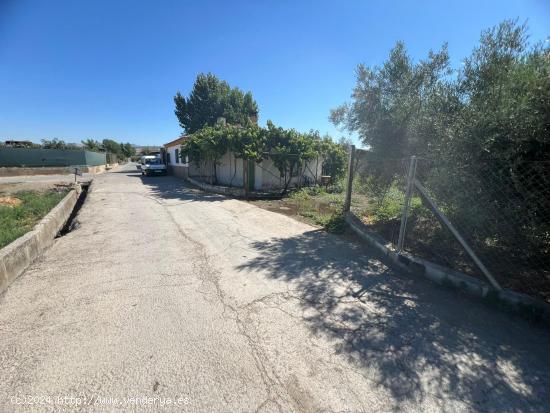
left=0, top=186, right=81, bottom=294
left=344, top=212, right=550, bottom=324
left=185, top=176, right=282, bottom=199
left=168, top=165, right=189, bottom=179
left=186, top=176, right=246, bottom=197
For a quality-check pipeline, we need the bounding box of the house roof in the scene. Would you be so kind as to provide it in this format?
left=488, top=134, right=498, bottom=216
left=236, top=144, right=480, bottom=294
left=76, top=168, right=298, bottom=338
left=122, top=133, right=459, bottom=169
left=164, top=135, right=188, bottom=148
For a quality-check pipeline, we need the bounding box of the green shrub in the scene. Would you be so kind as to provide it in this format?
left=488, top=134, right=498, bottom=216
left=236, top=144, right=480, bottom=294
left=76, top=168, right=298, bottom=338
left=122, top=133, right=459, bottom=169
left=320, top=213, right=347, bottom=233
left=289, top=186, right=326, bottom=200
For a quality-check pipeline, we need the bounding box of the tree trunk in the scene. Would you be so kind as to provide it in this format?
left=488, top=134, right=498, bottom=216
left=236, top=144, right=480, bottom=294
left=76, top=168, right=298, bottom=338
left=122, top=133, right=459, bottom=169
left=315, top=155, right=319, bottom=184
left=281, top=165, right=294, bottom=196
left=213, top=160, right=218, bottom=185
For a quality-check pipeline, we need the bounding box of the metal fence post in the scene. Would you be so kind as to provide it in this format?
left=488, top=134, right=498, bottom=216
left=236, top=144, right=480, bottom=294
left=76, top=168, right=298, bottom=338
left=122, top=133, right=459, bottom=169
left=397, top=156, right=417, bottom=252
left=343, top=145, right=355, bottom=212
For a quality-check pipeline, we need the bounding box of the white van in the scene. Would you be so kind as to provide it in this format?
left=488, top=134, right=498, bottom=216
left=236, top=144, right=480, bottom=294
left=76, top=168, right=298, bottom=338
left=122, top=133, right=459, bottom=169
left=138, top=155, right=167, bottom=176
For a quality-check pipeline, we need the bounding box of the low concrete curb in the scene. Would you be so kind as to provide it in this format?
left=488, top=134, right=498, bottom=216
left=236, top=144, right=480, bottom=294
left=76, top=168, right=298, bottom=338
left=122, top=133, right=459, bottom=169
left=187, top=176, right=245, bottom=197
left=0, top=186, right=81, bottom=294
left=186, top=176, right=281, bottom=199
left=344, top=212, right=550, bottom=324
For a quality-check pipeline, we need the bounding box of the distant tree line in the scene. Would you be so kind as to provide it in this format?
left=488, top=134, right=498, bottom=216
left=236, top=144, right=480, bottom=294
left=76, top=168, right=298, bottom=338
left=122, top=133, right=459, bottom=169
left=81, top=139, right=136, bottom=160
left=1, top=138, right=136, bottom=162
left=0, top=139, right=66, bottom=149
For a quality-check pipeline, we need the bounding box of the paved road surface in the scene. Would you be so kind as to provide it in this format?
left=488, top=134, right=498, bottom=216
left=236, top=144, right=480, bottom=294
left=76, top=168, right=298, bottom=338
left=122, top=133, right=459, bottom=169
left=1, top=163, right=549, bottom=412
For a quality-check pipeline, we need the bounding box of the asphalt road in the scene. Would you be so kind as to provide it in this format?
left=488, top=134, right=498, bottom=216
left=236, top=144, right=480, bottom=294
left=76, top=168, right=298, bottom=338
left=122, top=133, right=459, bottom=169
left=1, top=163, right=550, bottom=412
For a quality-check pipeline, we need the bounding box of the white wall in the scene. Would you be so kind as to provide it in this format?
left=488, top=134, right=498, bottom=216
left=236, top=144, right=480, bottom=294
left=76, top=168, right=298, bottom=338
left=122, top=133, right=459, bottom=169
left=170, top=147, right=324, bottom=190
left=255, top=156, right=323, bottom=190
left=213, top=151, right=323, bottom=191
left=215, top=151, right=244, bottom=187
left=165, top=144, right=188, bottom=166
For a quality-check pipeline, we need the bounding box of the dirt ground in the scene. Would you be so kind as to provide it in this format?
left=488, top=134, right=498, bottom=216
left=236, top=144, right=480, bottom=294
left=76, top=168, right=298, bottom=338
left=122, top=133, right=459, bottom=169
left=1, top=182, right=61, bottom=195
left=0, top=174, right=87, bottom=195
left=250, top=199, right=312, bottom=224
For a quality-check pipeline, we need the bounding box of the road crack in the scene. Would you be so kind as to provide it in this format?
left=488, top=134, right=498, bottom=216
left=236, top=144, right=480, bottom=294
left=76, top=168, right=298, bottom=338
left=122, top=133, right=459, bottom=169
left=151, top=192, right=294, bottom=413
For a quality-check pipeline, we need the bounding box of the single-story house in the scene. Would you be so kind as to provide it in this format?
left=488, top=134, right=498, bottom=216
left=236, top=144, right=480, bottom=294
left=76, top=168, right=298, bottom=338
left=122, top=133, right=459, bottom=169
left=163, top=138, right=324, bottom=192
left=163, top=136, right=189, bottom=179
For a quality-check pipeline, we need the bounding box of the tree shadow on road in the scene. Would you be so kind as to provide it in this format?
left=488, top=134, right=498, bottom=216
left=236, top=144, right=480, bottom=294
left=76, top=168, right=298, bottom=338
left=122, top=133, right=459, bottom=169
left=130, top=174, right=224, bottom=204
left=109, top=169, right=141, bottom=173
left=237, top=229, right=550, bottom=411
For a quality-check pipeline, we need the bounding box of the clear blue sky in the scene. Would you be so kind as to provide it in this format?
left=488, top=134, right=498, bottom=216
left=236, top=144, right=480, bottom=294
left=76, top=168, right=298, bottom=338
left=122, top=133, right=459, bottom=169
left=1, top=0, right=549, bottom=146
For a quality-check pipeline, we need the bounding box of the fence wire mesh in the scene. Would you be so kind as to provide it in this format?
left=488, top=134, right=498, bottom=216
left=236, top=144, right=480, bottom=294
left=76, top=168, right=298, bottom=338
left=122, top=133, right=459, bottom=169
left=348, top=150, right=550, bottom=302
left=350, top=150, right=407, bottom=246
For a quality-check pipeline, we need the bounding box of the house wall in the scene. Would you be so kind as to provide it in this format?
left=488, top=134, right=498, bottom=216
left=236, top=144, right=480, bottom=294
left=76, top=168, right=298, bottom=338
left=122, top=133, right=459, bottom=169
left=167, top=164, right=188, bottom=179
left=215, top=151, right=245, bottom=187
left=165, top=143, right=189, bottom=179
left=187, top=161, right=213, bottom=182
left=213, top=151, right=323, bottom=191
left=254, top=156, right=323, bottom=190
left=164, top=144, right=324, bottom=191
left=165, top=144, right=188, bottom=167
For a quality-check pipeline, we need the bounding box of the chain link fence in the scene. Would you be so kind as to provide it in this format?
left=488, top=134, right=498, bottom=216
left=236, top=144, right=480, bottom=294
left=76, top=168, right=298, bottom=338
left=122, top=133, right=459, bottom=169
left=345, top=147, right=550, bottom=302
left=348, top=151, right=407, bottom=245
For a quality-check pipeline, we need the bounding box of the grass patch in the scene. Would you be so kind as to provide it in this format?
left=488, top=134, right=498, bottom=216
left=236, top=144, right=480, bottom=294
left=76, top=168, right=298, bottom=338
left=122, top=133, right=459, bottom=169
left=319, top=213, right=347, bottom=234
left=286, top=187, right=346, bottom=233
left=0, top=190, right=68, bottom=248
left=251, top=186, right=347, bottom=233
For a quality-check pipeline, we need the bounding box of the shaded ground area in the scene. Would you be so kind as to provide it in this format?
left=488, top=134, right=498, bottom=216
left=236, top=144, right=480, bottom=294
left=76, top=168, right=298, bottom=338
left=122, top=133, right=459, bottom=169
left=235, top=229, right=550, bottom=411
left=253, top=186, right=550, bottom=303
